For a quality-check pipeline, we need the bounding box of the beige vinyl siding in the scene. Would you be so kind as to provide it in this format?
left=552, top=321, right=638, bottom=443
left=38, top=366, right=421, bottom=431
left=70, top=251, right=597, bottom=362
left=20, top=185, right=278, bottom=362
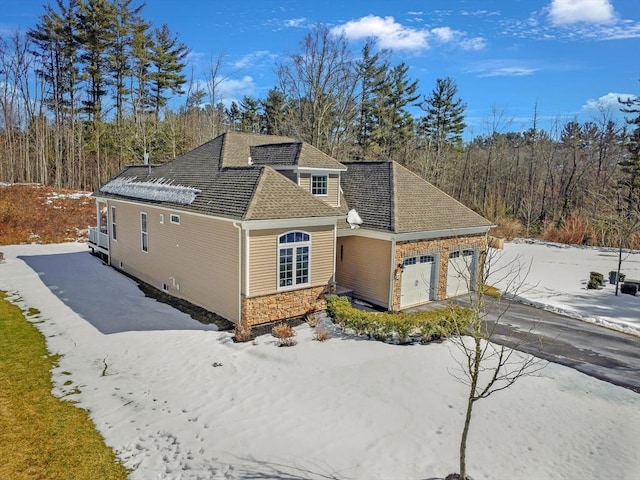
left=299, top=173, right=340, bottom=207
left=108, top=200, right=240, bottom=321
left=336, top=236, right=391, bottom=307
left=248, top=225, right=335, bottom=297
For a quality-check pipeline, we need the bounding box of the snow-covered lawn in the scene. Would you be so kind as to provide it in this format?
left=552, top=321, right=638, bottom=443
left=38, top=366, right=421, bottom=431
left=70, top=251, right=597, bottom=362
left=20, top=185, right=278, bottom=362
left=0, top=242, right=639, bottom=479
left=492, top=239, right=640, bottom=336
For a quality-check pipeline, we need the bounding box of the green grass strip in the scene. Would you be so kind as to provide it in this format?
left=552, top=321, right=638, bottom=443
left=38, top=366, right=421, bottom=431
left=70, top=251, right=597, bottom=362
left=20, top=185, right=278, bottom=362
left=0, top=291, right=129, bottom=480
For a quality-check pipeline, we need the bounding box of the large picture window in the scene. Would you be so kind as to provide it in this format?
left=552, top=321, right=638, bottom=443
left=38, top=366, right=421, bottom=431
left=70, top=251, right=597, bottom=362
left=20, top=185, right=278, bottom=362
left=278, top=231, right=310, bottom=289
left=141, top=212, right=148, bottom=252
left=311, top=175, right=328, bottom=196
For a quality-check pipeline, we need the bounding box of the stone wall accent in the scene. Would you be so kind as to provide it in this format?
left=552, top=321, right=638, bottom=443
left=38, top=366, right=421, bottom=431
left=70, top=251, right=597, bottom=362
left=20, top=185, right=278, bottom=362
left=241, top=285, right=329, bottom=326
left=391, top=234, right=487, bottom=311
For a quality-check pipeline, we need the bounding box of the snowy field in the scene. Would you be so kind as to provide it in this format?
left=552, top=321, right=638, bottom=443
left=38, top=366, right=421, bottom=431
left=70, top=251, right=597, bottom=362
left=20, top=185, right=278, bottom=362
left=491, top=239, right=640, bottom=336
left=0, top=241, right=639, bottom=480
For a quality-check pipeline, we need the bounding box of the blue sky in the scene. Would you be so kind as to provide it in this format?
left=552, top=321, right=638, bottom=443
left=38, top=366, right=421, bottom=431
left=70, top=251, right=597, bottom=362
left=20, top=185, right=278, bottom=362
left=1, top=0, right=639, bottom=135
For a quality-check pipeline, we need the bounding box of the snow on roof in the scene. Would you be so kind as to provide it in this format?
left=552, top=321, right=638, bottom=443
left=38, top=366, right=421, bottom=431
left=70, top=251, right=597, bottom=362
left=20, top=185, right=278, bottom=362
left=100, top=177, right=200, bottom=205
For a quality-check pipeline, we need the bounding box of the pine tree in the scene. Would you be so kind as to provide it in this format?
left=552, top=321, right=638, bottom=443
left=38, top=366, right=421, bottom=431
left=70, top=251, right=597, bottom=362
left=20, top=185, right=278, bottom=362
left=418, top=77, right=466, bottom=186
left=619, top=96, right=640, bottom=218
left=355, top=41, right=389, bottom=159
left=372, top=61, right=419, bottom=161
left=419, top=77, right=466, bottom=150
left=240, top=96, right=260, bottom=133
left=28, top=0, right=82, bottom=187
left=261, top=88, right=286, bottom=136
left=148, top=23, right=189, bottom=124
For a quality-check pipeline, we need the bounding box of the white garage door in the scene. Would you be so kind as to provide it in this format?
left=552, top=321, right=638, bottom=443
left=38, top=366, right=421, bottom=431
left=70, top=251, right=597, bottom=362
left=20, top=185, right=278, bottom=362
left=400, top=255, right=436, bottom=308
left=447, top=249, right=476, bottom=297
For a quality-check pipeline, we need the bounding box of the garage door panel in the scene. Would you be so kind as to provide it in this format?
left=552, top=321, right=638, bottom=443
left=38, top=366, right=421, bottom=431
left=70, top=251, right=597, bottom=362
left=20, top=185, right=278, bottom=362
left=400, top=255, right=435, bottom=308
left=447, top=249, right=475, bottom=297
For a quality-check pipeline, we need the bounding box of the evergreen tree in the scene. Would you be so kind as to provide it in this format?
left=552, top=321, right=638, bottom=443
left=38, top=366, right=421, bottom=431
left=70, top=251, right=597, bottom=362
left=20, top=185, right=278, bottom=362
left=261, top=87, right=286, bottom=136
left=107, top=0, right=146, bottom=126
left=28, top=0, right=82, bottom=186
left=419, top=77, right=466, bottom=150
left=619, top=96, right=640, bottom=218
left=239, top=96, right=260, bottom=133
left=355, top=41, right=389, bottom=159
left=372, top=61, right=419, bottom=161
left=148, top=23, right=189, bottom=124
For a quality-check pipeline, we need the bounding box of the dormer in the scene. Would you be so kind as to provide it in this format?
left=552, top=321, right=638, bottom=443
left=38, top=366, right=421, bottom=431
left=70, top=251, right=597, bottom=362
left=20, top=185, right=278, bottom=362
left=248, top=141, right=346, bottom=208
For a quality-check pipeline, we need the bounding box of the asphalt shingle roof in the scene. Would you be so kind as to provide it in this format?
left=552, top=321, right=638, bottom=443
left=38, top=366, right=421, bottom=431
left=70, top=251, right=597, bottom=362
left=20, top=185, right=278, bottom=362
left=96, top=133, right=343, bottom=221
left=341, top=161, right=492, bottom=233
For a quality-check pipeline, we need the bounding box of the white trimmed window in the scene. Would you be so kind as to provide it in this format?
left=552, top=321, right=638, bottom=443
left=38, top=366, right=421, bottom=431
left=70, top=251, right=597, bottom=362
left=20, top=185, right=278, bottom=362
left=110, top=206, right=117, bottom=240
left=311, top=175, right=328, bottom=196
left=278, top=231, right=310, bottom=289
left=159, top=214, right=164, bottom=224
left=170, top=213, right=180, bottom=224
left=141, top=212, right=148, bottom=252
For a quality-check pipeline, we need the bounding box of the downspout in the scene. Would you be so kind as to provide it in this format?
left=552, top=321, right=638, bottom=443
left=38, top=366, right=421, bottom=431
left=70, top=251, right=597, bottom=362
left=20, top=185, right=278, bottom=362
left=233, top=221, right=243, bottom=323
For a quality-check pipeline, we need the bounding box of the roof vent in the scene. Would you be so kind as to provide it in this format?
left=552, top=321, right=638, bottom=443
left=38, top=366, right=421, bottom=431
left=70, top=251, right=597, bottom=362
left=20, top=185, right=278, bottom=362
left=346, top=209, right=363, bottom=229
left=248, top=156, right=253, bottom=165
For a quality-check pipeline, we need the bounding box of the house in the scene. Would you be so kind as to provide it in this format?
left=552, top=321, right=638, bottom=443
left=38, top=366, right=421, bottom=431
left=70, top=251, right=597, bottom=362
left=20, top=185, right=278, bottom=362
left=89, top=132, right=492, bottom=326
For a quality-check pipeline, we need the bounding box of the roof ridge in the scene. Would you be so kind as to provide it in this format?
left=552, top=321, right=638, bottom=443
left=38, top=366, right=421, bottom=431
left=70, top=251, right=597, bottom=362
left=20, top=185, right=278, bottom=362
left=390, top=161, right=397, bottom=232
left=242, top=166, right=266, bottom=220
left=218, top=133, right=228, bottom=169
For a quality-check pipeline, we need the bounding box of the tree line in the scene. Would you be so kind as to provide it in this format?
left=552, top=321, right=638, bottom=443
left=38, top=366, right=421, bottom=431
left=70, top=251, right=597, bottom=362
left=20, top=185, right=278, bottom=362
left=1, top=0, right=638, bottom=248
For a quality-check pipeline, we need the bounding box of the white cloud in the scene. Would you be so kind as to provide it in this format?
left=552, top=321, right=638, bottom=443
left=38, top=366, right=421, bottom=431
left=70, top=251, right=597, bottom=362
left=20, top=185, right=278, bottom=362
left=431, top=26, right=456, bottom=42
left=284, top=18, right=306, bottom=28
left=478, top=65, right=538, bottom=77
left=217, top=76, right=256, bottom=105
left=331, top=15, right=487, bottom=52
left=549, top=0, right=616, bottom=25
left=460, top=37, right=487, bottom=51
left=582, top=92, right=636, bottom=111
left=332, top=15, right=428, bottom=50
left=233, top=51, right=277, bottom=69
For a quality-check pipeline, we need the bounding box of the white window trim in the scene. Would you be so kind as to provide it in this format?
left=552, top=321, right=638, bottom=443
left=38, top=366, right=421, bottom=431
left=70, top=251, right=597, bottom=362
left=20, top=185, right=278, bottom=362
left=141, top=212, right=148, bottom=252
left=277, top=231, right=311, bottom=291
left=110, top=205, right=117, bottom=240
left=170, top=213, right=180, bottom=225
left=159, top=214, right=164, bottom=224
left=311, top=174, right=329, bottom=196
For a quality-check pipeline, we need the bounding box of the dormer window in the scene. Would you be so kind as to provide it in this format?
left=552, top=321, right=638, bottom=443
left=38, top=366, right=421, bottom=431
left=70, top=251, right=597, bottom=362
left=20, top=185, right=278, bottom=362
left=311, top=175, right=328, bottom=196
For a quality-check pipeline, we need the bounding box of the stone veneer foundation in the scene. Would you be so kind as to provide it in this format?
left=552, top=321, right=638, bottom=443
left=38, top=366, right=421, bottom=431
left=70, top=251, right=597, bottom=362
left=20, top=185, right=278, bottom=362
left=241, top=285, right=329, bottom=326
left=391, top=234, right=487, bottom=311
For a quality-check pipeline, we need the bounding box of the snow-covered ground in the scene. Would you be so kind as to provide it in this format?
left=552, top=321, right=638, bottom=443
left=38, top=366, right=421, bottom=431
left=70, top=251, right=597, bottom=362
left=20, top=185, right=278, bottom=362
left=0, top=241, right=638, bottom=480
left=491, top=239, right=640, bottom=336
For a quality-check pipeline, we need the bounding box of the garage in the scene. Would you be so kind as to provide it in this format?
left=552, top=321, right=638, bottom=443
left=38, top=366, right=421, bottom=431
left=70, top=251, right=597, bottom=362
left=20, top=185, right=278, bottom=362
left=400, top=254, right=436, bottom=308
left=446, top=249, right=476, bottom=297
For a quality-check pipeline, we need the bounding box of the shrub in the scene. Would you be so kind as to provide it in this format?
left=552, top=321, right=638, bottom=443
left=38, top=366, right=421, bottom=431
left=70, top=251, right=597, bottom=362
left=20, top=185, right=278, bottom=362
left=543, top=212, right=593, bottom=245
left=325, top=295, right=470, bottom=344
left=490, top=216, right=523, bottom=240
left=483, top=285, right=501, bottom=298
left=278, top=337, right=297, bottom=347
left=271, top=322, right=295, bottom=339
left=587, top=271, right=604, bottom=289
left=233, top=318, right=252, bottom=342
left=305, top=311, right=321, bottom=328
left=313, top=328, right=330, bottom=342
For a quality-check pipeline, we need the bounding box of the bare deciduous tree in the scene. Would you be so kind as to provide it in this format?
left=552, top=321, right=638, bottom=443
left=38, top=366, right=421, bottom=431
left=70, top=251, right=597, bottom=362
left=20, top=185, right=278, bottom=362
left=446, top=248, right=545, bottom=480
